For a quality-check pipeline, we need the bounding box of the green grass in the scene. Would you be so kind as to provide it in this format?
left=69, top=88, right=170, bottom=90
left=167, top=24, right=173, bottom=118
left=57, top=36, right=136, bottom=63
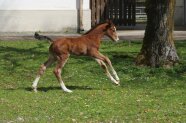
left=0, top=40, right=185, bottom=122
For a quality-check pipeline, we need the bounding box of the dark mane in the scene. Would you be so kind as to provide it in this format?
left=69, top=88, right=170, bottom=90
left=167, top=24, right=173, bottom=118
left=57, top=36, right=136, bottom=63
left=83, top=22, right=107, bottom=35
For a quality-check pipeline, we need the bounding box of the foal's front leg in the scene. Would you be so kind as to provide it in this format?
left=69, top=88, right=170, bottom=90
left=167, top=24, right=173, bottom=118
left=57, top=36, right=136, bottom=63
left=100, top=54, right=120, bottom=83
left=93, top=51, right=120, bottom=85
left=95, top=58, right=119, bottom=85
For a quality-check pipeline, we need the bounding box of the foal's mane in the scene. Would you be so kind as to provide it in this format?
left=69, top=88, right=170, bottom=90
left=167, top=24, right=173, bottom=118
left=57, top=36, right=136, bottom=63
left=83, top=22, right=108, bottom=35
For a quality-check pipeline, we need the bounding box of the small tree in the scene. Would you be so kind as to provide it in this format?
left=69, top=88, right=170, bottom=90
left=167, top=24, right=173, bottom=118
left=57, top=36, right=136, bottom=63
left=136, top=0, right=179, bottom=67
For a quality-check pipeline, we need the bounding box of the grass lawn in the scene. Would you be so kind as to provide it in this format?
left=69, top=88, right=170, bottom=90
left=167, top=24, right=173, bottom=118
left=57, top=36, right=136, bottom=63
left=0, top=40, right=185, bottom=122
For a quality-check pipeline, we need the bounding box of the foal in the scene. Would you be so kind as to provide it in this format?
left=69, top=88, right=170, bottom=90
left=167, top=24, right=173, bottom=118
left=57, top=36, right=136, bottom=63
left=32, top=21, right=120, bottom=93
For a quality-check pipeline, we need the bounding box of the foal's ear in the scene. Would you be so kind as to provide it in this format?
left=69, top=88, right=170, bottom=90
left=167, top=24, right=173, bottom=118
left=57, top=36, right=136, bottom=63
left=105, top=24, right=111, bottom=31
left=103, top=19, right=112, bottom=31
left=106, top=19, right=113, bottom=25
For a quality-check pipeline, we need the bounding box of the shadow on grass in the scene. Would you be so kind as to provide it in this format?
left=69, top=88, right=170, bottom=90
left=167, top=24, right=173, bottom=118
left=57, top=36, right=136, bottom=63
left=175, top=40, right=186, bottom=48
left=0, top=43, right=48, bottom=71
left=0, top=42, right=47, bottom=55
left=24, top=85, right=94, bottom=92
left=175, top=63, right=186, bottom=74
left=4, top=85, right=94, bottom=92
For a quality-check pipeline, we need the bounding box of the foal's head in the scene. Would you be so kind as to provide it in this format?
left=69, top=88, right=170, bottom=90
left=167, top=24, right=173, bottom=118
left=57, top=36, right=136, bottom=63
left=84, top=20, right=119, bottom=42
left=105, top=20, right=119, bottom=42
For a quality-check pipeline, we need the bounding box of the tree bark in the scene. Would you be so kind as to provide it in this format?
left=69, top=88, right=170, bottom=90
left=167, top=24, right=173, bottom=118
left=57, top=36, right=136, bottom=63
left=136, top=0, right=179, bottom=67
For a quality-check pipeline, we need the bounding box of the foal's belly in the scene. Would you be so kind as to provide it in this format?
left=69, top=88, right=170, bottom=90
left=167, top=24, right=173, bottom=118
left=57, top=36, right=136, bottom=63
left=70, top=45, right=88, bottom=55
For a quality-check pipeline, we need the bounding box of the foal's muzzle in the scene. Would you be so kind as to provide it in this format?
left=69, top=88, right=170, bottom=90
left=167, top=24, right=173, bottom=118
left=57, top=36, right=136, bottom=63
left=114, top=35, right=119, bottom=42
left=115, top=36, right=119, bottom=42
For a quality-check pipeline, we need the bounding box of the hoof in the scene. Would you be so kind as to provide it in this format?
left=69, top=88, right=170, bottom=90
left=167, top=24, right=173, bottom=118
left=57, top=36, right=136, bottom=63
left=64, top=89, right=73, bottom=93
left=115, top=82, right=120, bottom=86
left=33, top=88, right=38, bottom=93
left=117, top=80, right=120, bottom=85
left=114, top=80, right=120, bottom=85
left=117, top=83, right=120, bottom=86
left=32, top=85, right=37, bottom=92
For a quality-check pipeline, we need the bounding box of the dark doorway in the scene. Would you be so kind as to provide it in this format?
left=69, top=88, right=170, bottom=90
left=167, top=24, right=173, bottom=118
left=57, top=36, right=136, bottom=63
left=90, top=0, right=136, bottom=27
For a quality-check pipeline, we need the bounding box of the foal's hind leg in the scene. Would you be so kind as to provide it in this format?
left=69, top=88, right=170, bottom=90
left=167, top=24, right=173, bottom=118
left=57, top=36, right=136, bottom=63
left=53, top=54, right=72, bottom=93
left=32, top=55, right=55, bottom=92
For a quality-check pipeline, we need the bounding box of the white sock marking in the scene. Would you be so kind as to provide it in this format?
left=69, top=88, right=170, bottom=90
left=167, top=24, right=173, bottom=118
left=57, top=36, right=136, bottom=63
left=60, top=81, right=72, bottom=93
left=32, top=76, right=40, bottom=89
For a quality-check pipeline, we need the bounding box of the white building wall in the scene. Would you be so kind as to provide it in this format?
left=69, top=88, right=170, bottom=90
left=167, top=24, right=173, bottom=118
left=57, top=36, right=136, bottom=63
left=0, top=0, right=90, bottom=10
left=0, top=0, right=91, bottom=32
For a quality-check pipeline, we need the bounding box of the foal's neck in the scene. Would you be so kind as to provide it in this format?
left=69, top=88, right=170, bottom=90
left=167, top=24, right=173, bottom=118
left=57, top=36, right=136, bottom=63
left=84, top=23, right=107, bottom=38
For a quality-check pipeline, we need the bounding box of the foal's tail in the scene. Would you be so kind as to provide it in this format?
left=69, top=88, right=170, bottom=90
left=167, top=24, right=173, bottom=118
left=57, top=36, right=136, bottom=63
left=34, top=32, right=53, bottom=43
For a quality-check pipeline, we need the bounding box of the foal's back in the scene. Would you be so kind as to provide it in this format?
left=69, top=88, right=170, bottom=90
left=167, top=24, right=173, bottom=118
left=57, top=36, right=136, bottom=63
left=49, top=35, right=99, bottom=56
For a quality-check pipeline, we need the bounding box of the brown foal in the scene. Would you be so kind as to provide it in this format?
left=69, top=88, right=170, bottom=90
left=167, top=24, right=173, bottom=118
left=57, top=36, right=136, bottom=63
left=32, top=20, right=120, bottom=93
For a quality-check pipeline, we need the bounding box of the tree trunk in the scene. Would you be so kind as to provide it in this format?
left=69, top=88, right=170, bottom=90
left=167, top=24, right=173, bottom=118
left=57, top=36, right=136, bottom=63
left=136, top=0, right=179, bottom=67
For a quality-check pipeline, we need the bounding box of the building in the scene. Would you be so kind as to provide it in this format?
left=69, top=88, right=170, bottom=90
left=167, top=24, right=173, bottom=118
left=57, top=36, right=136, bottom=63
left=0, top=0, right=185, bottom=32
left=175, top=0, right=186, bottom=26
left=136, top=0, right=186, bottom=27
left=0, top=0, right=91, bottom=32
